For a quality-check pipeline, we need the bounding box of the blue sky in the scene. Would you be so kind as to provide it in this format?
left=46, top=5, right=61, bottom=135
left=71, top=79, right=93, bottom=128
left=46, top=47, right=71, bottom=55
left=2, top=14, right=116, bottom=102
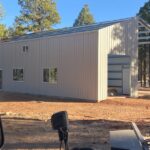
left=0, top=0, right=148, bottom=29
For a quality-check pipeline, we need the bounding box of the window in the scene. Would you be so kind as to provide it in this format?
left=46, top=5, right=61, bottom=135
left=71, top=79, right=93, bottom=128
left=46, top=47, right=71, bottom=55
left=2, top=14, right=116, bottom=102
left=43, top=68, right=57, bottom=84
left=43, top=69, right=49, bottom=82
left=23, top=46, right=26, bottom=52
left=13, top=69, right=24, bottom=81
left=23, top=46, right=29, bottom=52
left=50, top=68, right=57, bottom=84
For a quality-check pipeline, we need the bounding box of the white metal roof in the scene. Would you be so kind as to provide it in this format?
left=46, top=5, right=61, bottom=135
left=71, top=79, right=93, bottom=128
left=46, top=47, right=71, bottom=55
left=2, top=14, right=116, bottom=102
left=3, top=17, right=135, bottom=42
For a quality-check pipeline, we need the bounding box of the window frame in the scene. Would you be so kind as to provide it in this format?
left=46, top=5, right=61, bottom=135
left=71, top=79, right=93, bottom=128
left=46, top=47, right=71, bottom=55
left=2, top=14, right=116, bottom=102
left=43, top=68, right=57, bottom=84
left=13, top=68, right=24, bottom=82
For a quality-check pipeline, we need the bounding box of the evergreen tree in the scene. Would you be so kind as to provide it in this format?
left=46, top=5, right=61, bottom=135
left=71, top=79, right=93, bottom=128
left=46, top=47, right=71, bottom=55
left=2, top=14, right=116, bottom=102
left=138, top=0, right=150, bottom=23
left=8, top=25, right=26, bottom=37
left=0, top=4, right=8, bottom=40
left=0, top=24, right=8, bottom=40
left=138, top=1, right=150, bottom=87
left=15, top=0, right=60, bottom=35
left=73, top=4, right=95, bottom=27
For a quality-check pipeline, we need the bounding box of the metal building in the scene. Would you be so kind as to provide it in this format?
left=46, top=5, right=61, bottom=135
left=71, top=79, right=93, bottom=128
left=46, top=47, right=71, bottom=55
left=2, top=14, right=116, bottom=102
left=0, top=17, right=139, bottom=101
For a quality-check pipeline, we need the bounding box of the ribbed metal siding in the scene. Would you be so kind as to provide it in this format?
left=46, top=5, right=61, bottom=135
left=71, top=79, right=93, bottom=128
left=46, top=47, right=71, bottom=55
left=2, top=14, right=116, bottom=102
left=0, top=31, right=99, bottom=101
left=98, top=18, right=138, bottom=97
left=0, top=17, right=138, bottom=100
left=98, top=30, right=108, bottom=101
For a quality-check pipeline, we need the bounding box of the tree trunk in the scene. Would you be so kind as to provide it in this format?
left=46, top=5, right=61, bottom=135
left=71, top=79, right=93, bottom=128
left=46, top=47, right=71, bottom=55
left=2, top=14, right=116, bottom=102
left=141, top=58, right=143, bottom=87
left=149, top=44, right=150, bottom=87
left=144, top=45, right=147, bottom=87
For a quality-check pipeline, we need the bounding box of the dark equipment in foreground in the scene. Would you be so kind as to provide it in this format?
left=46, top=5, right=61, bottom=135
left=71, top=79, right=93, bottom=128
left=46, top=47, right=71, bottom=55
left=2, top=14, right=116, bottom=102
left=51, top=111, right=94, bottom=150
left=51, top=111, right=69, bottom=150
left=0, top=117, right=4, bottom=149
left=110, top=122, right=150, bottom=150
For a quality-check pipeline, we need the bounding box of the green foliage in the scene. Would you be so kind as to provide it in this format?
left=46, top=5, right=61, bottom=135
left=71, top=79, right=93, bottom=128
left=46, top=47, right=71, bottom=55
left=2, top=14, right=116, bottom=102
left=73, top=4, right=95, bottom=27
left=0, top=4, right=8, bottom=40
left=8, top=25, right=26, bottom=37
left=138, top=0, right=150, bottom=23
left=0, top=24, right=8, bottom=40
left=15, top=0, right=60, bottom=35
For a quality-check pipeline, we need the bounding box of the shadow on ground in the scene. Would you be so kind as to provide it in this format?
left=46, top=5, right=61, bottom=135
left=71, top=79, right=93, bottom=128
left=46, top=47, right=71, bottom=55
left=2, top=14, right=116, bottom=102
left=138, top=88, right=150, bottom=100
left=1, top=118, right=150, bottom=150
left=0, top=92, right=95, bottom=103
left=138, top=95, right=150, bottom=100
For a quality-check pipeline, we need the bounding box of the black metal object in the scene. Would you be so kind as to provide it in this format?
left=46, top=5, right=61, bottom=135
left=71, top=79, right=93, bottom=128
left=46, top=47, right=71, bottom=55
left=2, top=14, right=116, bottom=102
left=0, top=117, right=4, bottom=148
left=51, top=111, right=69, bottom=130
left=51, top=111, right=69, bottom=150
left=51, top=111, right=94, bottom=150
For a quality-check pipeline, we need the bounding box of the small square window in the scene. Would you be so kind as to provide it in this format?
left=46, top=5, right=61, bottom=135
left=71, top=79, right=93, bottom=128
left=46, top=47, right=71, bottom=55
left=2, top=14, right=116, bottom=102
left=13, top=69, right=24, bottom=81
left=43, top=68, right=57, bottom=84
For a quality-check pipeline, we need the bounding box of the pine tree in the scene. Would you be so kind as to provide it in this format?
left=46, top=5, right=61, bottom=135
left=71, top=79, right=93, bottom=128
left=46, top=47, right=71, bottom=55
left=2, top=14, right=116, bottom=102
left=0, top=4, right=8, bottom=40
left=73, top=4, right=95, bottom=27
left=138, top=0, right=150, bottom=23
left=14, top=0, right=60, bottom=35
left=138, top=1, right=150, bottom=87
left=0, top=24, right=8, bottom=40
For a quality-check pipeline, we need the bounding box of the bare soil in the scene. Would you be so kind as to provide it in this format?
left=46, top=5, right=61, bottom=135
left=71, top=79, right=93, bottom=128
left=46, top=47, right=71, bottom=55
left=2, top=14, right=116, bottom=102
left=0, top=91, right=149, bottom=150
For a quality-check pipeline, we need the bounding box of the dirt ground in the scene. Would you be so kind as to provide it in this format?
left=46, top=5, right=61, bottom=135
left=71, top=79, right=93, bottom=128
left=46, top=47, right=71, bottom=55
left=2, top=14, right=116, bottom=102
left=0, top=91, right=150, bottom=150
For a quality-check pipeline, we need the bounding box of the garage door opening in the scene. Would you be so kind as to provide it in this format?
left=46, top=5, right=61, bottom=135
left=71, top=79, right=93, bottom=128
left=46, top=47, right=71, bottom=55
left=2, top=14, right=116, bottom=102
left=108, top=55, right=131, bottom=96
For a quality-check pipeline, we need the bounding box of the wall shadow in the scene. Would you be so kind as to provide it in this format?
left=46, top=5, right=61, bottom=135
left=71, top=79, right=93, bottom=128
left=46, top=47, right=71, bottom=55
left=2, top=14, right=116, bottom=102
left=109, top=18, right=138, bottom=97
left=138, top=95, right=150, bottom=100
left=0, top=91, right=95, bottom=103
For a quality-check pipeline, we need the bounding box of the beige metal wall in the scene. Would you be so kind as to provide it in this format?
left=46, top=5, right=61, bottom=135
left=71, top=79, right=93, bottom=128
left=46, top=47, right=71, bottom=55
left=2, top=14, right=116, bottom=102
left=0, top=31, right=102, bottom=101
left=0, top=18, right=138, bottom=101
left=98, top=30, right=108, bottom=101
left=98, top=17, right=138, bottom=97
